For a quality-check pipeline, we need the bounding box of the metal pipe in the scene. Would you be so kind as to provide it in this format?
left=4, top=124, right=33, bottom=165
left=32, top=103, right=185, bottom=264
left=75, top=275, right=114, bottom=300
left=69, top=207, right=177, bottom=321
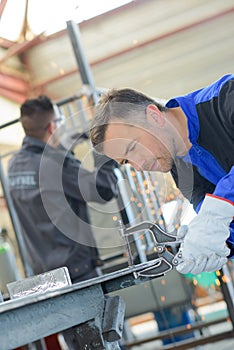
left=66, top=20, right=99, bottom=105
left=0, top=158, right=33, bottom=277
left=0, top=118, right=19, bottom=129
left=114, top=168, right=147, bottom=263
left=217, top=266, right=234, bottom=327
left=124, top=166, right=154, bottom=250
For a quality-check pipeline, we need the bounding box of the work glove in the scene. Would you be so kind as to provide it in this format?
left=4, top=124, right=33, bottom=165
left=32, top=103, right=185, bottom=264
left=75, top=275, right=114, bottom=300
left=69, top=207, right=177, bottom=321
left=175, top=195, right=234, bottom=274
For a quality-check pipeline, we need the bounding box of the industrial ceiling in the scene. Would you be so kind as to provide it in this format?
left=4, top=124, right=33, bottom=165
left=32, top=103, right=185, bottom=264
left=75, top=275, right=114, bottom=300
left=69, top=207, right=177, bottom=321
left=0, top=0, right=233, bottom=108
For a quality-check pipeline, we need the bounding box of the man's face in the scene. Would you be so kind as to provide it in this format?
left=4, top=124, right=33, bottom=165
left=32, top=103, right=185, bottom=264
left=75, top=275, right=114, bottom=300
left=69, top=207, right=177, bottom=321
left=103, top=120, right=174, bottom=173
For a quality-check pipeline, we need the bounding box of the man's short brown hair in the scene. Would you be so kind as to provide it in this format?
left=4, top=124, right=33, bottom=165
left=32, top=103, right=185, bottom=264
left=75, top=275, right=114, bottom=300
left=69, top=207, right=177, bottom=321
left=90, top=88, right=167, bottom=151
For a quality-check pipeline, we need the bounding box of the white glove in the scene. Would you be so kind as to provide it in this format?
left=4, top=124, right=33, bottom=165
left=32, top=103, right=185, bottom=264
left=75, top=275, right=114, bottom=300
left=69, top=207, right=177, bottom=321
left=175, top=195, right=234, bottom=274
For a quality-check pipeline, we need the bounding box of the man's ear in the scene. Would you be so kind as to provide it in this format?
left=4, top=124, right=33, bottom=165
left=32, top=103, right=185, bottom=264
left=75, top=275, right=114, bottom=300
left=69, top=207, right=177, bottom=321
left=146, top=104, right=165, bottom=127
left=47, top=122, right=54, bottom=135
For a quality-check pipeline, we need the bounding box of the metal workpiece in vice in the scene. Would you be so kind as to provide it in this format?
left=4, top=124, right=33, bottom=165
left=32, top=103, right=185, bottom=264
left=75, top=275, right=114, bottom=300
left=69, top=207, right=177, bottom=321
left=0, top=266, right=140, bottom=350
left=0, top=241, right=189, bottom=350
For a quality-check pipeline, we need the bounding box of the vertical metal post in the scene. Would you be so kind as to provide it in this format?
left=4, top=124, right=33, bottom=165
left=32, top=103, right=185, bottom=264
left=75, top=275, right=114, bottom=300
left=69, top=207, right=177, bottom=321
left=0, top=158, right=47, bottom=349
left=217, top=266, right=234, bottom=328
left=114, top=168, right=147, bottom=263
left=66, top=20, right=99, bottom=105
left=135, top=171, right=155, bottom=222
left=0, top=158, right=33, bottom=277
left=124, top=166, right=154, bottom=250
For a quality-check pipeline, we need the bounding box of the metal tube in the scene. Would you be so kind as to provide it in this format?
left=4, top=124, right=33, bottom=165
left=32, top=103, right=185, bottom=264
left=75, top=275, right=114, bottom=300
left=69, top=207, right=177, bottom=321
left=124, top=166, right=154, bottom=250
left=0, top=158, right=33, bottom=277
left=66, top=20, right=99, bottom=105
left=217, top=266, right=234, bottom=327
left=114, top=168, right=147, bottom=263
left=0, top=118, right=19, bottom=130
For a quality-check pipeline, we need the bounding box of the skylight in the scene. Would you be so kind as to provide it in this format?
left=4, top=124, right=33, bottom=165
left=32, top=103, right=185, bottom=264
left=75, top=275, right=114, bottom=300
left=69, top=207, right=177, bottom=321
left=0, top=0, right=133, bottom=41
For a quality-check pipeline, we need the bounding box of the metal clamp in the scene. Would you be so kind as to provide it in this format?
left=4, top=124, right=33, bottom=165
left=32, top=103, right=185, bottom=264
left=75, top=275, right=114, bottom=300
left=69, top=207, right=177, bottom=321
left=119, top=221, right=183, bottom=279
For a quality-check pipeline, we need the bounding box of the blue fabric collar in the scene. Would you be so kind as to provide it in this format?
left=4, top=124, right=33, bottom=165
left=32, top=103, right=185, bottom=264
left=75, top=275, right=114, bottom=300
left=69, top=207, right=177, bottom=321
left=179, top=144, right=227, bottom=185
left=166, top=95, right=199, bottom=143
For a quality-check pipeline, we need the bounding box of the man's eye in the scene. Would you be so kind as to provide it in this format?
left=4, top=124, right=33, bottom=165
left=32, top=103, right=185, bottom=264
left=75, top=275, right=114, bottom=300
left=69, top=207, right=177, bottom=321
left=129, top=142, right=137, bottom=152
left=120, top=159, right=128, bottom=165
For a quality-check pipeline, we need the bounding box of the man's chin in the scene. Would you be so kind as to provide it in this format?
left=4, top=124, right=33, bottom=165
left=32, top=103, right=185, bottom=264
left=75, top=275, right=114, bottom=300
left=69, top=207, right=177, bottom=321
left=147, top=161, right=172, bottom=173
left=148, top=160, right=161, bottom=172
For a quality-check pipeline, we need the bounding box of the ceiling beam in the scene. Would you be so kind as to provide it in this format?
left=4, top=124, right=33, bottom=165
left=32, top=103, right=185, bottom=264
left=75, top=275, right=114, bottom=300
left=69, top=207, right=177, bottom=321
left=0, top=88, right=27, bottom=104
left=0, top=37, right=15, bottom=49
left=0, top=72, right=29, bottom=103
left=0, top=33, right=45, bottom=64
left=0, top=72, right=28, bottom=93
left=0, top=0, right=8, bottom=17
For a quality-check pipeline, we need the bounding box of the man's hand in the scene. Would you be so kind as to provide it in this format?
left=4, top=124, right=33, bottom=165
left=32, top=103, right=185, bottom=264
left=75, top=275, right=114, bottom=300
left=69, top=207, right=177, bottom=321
left=175, top=195, right=234, bottom=274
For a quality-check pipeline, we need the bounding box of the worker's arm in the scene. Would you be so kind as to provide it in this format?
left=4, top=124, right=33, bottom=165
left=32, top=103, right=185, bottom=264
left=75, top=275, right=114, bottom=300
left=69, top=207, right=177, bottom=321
left=60, top=152, right=118, bottom=204
left=175, top=169, right=234, bottom=274
left=175, top=76, right=234, bottom=274
left=175, top=166, right=234, bottom=275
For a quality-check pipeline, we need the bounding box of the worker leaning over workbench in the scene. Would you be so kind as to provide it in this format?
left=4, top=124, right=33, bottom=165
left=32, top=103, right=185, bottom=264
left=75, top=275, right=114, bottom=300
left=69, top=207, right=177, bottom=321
left=90, top=74, right=234, bottom=275
left=8, top=95, right=118, bottom=283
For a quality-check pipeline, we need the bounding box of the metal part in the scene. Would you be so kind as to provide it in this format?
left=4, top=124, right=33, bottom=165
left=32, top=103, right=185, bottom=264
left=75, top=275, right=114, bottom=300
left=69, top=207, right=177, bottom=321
left=172, top=249, right=183, bottom=265
left=7, top=267, right=71, bottom=299
left=66, top=20, right=99, bottom=105
left=0, top=268, right=132, bottom=350
left=0, top=261, right=179, bottom=350
left=0, top=283, right=105, bottom=350
left=0, top=158, right=34, bottom=278
left=119, top=220, right=183, bottom=279
left=217, top=265, right=234, bottom=328
left=118, top=220, right=134, bottom=269
left=0, top=118, right=20, bottom=129
left=1, top=257, right=234, bottom=349
left=0, top=232, right=21, bottom=296
left=115, top=167, right=148, bottom=264
left=102, top=296, right=125, bottom=342
left=75, top=319, right=105, bottom=350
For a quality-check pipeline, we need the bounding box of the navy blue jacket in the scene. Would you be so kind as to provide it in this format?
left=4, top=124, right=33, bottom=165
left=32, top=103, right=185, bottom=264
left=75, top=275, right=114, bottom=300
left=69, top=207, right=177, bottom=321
left=166, top=74, right=234, bottom=250
left=8, top=136, right=117, bottom=281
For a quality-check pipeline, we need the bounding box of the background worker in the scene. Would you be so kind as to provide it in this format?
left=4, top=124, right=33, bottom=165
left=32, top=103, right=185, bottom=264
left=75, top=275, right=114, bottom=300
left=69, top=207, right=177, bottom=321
left=90, top=73, right=234, bottom=275
left=8, top=95, right=118, bottom=349
left=8, top=95, right=118, bottom=283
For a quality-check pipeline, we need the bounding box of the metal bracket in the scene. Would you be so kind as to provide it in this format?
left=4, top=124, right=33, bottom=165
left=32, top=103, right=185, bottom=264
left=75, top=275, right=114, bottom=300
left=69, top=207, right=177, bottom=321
left=74, top=295, right=125, bottom=350
left=102, top=295, right=125, bottom=342
left=74, top=318, right=105, bottom=350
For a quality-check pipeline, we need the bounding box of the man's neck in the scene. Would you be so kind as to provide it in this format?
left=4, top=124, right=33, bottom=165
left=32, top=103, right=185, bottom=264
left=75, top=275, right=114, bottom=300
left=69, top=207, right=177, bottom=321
left=168, top=107, right=192, bottom=156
